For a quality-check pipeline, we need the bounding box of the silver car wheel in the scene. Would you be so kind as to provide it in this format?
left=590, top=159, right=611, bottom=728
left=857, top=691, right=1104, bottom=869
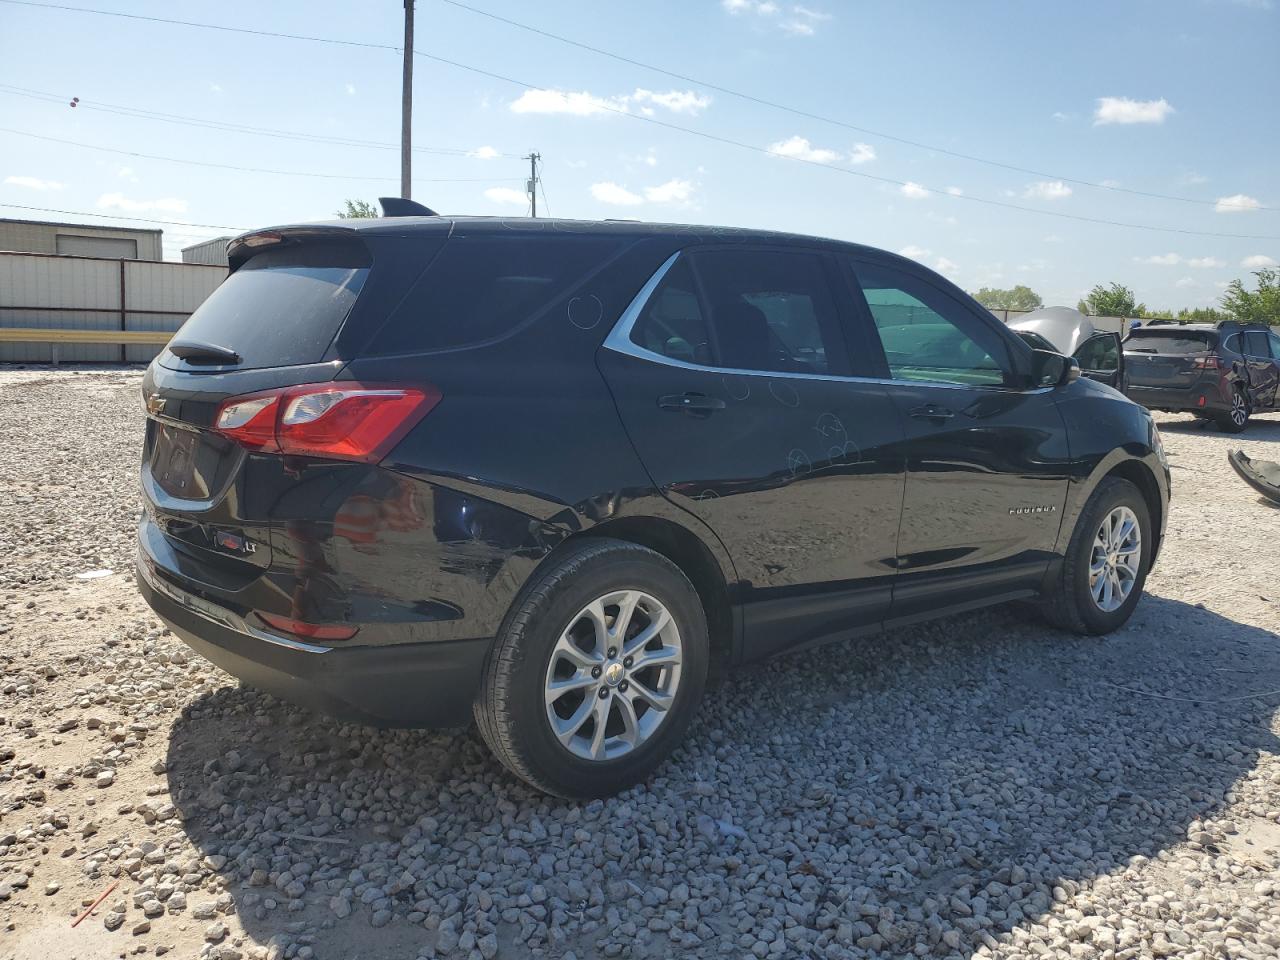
left=1230, top=391, right=1248, bottom=427
left=1089, top=506, right=1142, bottom=613
left=543, top=589, right=683, bottom=762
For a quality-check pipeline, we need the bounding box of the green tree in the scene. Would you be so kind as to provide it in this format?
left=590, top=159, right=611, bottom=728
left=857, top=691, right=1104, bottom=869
left=335, top=199, right=379, bottom=219
left=1078, top=283, right=1146, bottom=318
left=1220, top=267, right=1280, bottom=326
left=971, top=285, right=1043, bottom=312
left=1175, top=306, right=1230, bottom=324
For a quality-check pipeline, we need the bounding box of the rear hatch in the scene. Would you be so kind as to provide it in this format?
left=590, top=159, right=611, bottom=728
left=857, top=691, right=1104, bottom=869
left=1123, top=329, right=1218, bottom=388
left=140, top=226, right=443, bottom=593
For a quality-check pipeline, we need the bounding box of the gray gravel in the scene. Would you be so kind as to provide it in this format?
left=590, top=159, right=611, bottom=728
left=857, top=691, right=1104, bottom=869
left=2, top=367, right=1280, bottom=960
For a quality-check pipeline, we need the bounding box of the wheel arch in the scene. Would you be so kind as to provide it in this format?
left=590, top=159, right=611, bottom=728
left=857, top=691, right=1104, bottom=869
left=568, top=516, right=738, bottom=670
left=1081, top=456, right=1166, bottom=566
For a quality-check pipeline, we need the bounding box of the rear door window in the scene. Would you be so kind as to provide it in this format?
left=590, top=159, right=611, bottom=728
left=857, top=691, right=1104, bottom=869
left=1243, top=331, right=1271, bottom=358
left=365, top=237, right=621, bottom=354
left=169, top=242, right=369, bottom=370
left=1075, top=334, right=1120, bottom=372
left=1124, top=332, right=1215, bottom=355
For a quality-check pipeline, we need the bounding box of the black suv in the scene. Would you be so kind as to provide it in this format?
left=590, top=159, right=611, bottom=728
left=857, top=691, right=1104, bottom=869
left=138, top=215, right=1170, bottom=798
left=1124, top=321, right=1280, bottom=432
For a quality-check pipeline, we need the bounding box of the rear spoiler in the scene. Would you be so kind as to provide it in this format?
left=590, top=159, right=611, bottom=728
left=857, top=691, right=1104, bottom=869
left=225, top=225, right=364, bottom=271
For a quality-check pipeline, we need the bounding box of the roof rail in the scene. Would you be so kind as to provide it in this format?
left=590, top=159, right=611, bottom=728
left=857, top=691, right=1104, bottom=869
left=379, top=197, right=439, bottom=217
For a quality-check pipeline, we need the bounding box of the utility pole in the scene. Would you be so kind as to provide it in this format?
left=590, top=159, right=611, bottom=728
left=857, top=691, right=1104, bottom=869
left=401, top=0, right=414, bottom=199
left=526, top=152, right=540, bottom=217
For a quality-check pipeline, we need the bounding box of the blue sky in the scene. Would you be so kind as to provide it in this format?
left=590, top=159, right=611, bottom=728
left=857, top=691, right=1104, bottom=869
left=1, top=0, right=1277, bottom=309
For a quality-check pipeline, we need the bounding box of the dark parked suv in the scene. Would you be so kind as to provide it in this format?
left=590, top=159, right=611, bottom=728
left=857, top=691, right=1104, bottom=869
left=1124, top=321, right=1280, bottom=432
left=138, top=214, right=1170, bottom=797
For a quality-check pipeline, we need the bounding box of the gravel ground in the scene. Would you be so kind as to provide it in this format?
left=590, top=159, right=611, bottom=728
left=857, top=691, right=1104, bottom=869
left=2, top=367, right=1280, bottom=960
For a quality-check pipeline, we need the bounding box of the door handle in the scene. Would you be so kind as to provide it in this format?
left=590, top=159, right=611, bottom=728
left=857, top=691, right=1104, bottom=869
left=909, top=404, right=954, bottom=422
left=658, top=393, right=726, bottom=416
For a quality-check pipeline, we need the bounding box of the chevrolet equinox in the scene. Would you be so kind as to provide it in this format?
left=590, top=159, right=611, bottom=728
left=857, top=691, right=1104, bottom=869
left=138, top=213, right=1171, bottom=798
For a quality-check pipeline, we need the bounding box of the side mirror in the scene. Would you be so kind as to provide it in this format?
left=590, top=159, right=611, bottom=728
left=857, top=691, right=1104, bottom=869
left=1030, top=349, right=1081, bottom=388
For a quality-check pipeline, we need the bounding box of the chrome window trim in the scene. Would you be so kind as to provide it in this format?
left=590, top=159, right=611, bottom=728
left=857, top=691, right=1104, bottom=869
left=601, top=251, right=1054, bottom=396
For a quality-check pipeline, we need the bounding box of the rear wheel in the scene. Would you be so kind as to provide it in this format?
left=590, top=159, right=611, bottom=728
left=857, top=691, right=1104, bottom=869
left=1040, top=477, right=1151, bottom=635
left=474, top=538, right=708, bottom=798
left=1217, top=388, right=1250, bottom=433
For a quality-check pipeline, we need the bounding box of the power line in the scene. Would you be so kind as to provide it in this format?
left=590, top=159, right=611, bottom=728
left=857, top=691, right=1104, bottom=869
left=0, top=127, right=525, bottom=183
left=0, top=85, right=521, bottom=159
left=0, top=202, right=249, bottom=230
left=410, top=51, right=1280, bottom=242
left=6, top=0, right=1275, bottom=239
left=440, top=0, right=1269, bottom=212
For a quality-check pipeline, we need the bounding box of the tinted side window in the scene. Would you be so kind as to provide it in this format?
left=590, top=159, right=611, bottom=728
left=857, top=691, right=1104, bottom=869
left=1243, top=331, right=1270, bottom=358
left=1075, top=335, right=1119, bottom=372
left=365, top=237, right=620, bottom=354
left=1269, top=333, right=1280, bottom=359
left=688, top=249, right=847, bottom=375
left=1223, top=333, right=1242, bottom=355
left=850, top=260, right=1011, bottom=387
left=629, top=258, right=711, bottom=365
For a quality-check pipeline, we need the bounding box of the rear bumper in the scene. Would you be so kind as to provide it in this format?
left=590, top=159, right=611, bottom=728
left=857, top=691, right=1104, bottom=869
left=1128, top=383, right=1227, bottom=414
left=137, top=552, right=489, bottom=728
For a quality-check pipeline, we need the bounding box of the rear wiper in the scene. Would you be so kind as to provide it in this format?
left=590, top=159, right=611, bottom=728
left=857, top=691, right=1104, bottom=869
left=167, top=340, right=241, bottom=364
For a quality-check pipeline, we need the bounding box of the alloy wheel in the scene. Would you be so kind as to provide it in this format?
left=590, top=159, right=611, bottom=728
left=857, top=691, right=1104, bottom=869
left=543, top=590, right=683, bottom=761
left=1230, top=391, right=1248, bottom=428
left=1089, top=506, right=1142, bottom=613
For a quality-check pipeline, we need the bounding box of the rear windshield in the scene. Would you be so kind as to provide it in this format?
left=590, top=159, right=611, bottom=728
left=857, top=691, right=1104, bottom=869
left=363, top=237, right=621, bottom=355
left=1124, top=332, right=1215, bottom=355
left=170, top=242, right=369, bottom=369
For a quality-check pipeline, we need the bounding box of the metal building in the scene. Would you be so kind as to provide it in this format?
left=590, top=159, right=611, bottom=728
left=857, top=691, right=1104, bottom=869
left=181, top=237, right=232, bottom=266
left=0, top=217, right=163, bottom=261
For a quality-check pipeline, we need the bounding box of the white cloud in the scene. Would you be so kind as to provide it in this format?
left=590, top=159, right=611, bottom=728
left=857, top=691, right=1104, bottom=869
left=510, top=87, right=709, bottom=117
left=945, top=186, right=964, bottom=196
left=643, top=179, right=695, bottom=204
left=722, top=0, right=779, bottom=14
left=1051, top=111, right=1069, bottom=122
left=1242, top=254, right=1277, bottom=268
left=1175, top=277, right=1198, bottom=289
left=96, top=192, right=187, bottom=213
left=934, top=257, right=960, bottom=276
left=1137, top=253, right=1181, bottom=265
left=898, top=245, right=931, bottom=260
left=483, top=186, right=527, bottom=206
left=1215, top=193, right=1260, bottom=213
left=3, top=175, right=64, bottom=191
left=1043, top=233, right=1063, bottom=243
left=780, top=19, right=815, bottom=35
left=210, top=83, right=223, bottom=94
left=1181, top=171, right=1209, bottom=186
left=631, top=88, right=711, bottom=115
left=345, top=84, right=356, bottom=96
left=849, top=143, right=876, bottom=165
left=1093, top=96, right=1174, bottom=125
left=116, top=166, right=138, bottom=182
left=1024, top=180, right=1072, bottom=200
left=1100, top=179, right=1122, bottom=188
left=793, top=4, right=832, bottom=19
left=467, top=145, right=500, bottom=160
left=510, top=89, right=619, bottom=116
left=1187, top=256, right=1225, bottom=268
left=767, top=135, right=839, bottom=164
left=590, top=182, right=644, bottom=206
left=899, top=181, right=930, bottom=199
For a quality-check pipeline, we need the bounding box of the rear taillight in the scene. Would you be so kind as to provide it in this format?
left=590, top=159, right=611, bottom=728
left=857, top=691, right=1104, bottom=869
left=1192, top=355, right=1221, bottom=370
left=256, top=611, right=358, bottom=642
left=214, top=382, right=440, bottom=463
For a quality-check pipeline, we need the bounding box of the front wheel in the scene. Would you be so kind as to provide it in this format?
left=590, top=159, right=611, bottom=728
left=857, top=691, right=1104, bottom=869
left=474, top=538, right=708, bottom=798
left=1217, top=388, right=1250, bottom=433
left=1040, top=477, right=1151, bottom=635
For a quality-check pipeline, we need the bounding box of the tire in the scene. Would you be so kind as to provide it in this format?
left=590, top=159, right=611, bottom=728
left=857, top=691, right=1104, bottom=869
left=474, top=538, right=709, bottom=798
left=1040, top=477, right=1151, bottom=635
left=1216, top=388, right=1250, bottom=433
